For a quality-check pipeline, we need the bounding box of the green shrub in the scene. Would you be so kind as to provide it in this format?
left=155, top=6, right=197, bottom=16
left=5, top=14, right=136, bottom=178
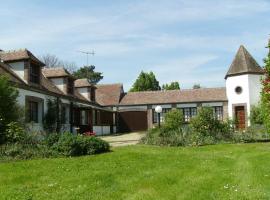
left=44, top=133, right=61, bottom=147
left=190, top=107, right=220, bottom=138
left=250, top=104, right=264, bottom=125
left=4, top=122, right=26, bottom=143
left=162, top=109, right=184, bottom=131
left=52, top=133, right=110, bottom=156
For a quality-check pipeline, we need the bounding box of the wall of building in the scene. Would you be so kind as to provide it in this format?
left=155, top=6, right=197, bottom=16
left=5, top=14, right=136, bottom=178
left=50, top=78, right=65, bottom=93
left=77, top=87, right=90, bottom=101
left=226, top=74, right=250, bottom=120
left=248, top=74, right=264, bottom=106
left=9, top=61, right=25, bottom=81
left=226, top=74, right=263, bottom=125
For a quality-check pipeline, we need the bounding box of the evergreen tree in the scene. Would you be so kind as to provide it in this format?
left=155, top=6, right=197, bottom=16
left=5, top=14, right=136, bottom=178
left=0, top=76, right=22, bottom=143
left=130, top=71, right=161, bottom=92
left=193, top=84, right=201, bottom=89
left=162, top=82, right=180, bottom=90
left=73, top=65, right=103, bottom=84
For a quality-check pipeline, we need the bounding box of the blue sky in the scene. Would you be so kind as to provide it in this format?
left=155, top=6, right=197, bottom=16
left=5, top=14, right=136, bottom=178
left=0, top=0, right=270, bottom=90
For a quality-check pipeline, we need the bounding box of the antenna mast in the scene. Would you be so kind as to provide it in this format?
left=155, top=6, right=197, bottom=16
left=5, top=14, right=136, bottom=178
left=77, top=50, right=95, bottom=66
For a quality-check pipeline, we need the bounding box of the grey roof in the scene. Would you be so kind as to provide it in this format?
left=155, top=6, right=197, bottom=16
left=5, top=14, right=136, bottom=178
left=225, top=45, right=264, bottom=79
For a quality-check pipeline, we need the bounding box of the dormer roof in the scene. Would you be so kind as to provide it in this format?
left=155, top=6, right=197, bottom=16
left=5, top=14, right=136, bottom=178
left=42, top=67, right=75, bottom=79
left=0, top=49, right=45, bottom=66
left=225, top=45, right=264, bottom=79
left=74, top=78, right=95, bottom=88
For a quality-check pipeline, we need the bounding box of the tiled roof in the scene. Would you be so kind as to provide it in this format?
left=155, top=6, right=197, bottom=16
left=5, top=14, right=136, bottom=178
left=74, top=78, right=94, bottom=88
left=95, top=83, right=123, bottom=106
left=42, top=67, right=73, bottom=78
left=0, top=49, right=45, bottom=66
left=119, top=88, right=227, bottom=105
left=225, top=45, right=264, bottom=79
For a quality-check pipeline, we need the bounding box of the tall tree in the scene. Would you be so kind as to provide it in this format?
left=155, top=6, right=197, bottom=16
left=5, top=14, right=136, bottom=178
left=73, top=65, right=103, bottom=84
left=129, top=71, right=161, bottom=92
left=261, top=39, right=270, bottom=133
left=40, top=54, right=77, bottom=73
left=162, top=81, right=180, bottom=90
left=0, top=76, right=23, bottom=143
left=193, top=84, right=201, bottom=89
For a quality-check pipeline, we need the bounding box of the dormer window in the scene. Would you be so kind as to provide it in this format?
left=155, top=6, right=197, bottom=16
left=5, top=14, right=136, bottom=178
left=29, top=63, right=40, bottom=84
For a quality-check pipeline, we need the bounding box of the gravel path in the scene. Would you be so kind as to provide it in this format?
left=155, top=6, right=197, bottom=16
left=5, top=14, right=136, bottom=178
left=100, top=132, right=146, bottom=147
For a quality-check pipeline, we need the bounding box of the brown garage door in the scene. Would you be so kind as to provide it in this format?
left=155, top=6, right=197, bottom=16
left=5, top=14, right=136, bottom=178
left=118, top=111, right=148, bottom=133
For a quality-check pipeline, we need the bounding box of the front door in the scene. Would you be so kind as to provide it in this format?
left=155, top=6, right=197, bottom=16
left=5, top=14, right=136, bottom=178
left=235, top=106, right=245, bottom=129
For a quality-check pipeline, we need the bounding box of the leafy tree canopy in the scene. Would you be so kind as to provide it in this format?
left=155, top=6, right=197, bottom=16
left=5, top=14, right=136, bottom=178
left=129, top=71, right=161, bottom=92
left=162, top=82, right=180, bottom=90
left=193, top=84, right=201, bottom=89
left=261, top=39, right=270, bottom=133
left=0, top=76, right=23, bottom=143
left=73, top=65, right=103, bottom=84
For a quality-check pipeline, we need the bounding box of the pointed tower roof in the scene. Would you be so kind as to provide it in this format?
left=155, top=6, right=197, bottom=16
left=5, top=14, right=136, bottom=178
left=225, top=45, right=264, bottom=79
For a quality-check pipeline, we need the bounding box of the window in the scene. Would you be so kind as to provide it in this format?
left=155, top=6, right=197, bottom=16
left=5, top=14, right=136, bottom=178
left=180, top=107, right=197, bottom=122
left=61, top=106, right=68, bottom=124
left=29, top=63, right=40, bottom=84
left=152, top=108, right=171, bottom=123
left=67, top=78, right=74, bottom=94
left=92, top=109, right=96, bottom=125
left=214, top=106, right=223, bottom=120
left=235, top=86, right=242, bottom=94
left=28, top=101, right=38, bottom=123
left=81, top=110, right=88, bottom=125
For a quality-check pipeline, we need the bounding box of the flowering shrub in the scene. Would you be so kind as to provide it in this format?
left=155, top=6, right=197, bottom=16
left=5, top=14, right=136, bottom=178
left=84, top=131, right=96, bottom=136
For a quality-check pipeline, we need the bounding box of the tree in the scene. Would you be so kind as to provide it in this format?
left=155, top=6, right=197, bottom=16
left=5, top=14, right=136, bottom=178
left=193, top=84, right=201, bottom=89
left=162, top=82, right=180, bottom=90
left=130, top=71, right=161, bottom=92
left=261, top=39, right=270, bottom=133
left=73, top=65, right=103, bottom=84
left=0, top=76, right=23, bottom=143
left=40, top=54, right=77, bottom=73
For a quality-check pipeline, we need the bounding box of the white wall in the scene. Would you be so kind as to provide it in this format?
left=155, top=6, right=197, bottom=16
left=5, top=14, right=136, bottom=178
left=226, top=74, right=250, bottom=119
left=9, top=61, right=25, bottom=82
left=18, top=88, right=73, bottom=132
left=93, top=126, right=111, bottom=135
left=226, top=74, right=262, bottom=125
left=77, top=87, right=89, bottom=101
left=249, top=74, right=263, bottom=106
left=50, top=78, right=65, bottom=93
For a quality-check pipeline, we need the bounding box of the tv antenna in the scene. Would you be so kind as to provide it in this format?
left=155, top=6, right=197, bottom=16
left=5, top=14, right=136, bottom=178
left=77, top=50, right=95, bottom=66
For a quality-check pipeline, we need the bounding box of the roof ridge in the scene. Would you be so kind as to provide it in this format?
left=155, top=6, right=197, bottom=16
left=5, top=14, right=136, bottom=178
left=126, top=87, right=225, bottom=94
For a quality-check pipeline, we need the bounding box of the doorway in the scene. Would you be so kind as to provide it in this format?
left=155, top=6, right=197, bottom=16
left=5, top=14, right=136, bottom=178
left=235, top=106, right=246, bottom=129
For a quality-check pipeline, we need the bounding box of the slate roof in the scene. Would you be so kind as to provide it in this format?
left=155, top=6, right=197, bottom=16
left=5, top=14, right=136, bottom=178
left=95, top=83, right=123, bottom=106
left=0, top=49, right=45, bottom=66
left=119, top=88, right=227, bottom=106
left=225, top=45, right=264, bottom=79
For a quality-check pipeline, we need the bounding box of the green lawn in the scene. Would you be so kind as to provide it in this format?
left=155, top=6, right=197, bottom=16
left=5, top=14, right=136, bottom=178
left=1, top=143, right=270, bottom=200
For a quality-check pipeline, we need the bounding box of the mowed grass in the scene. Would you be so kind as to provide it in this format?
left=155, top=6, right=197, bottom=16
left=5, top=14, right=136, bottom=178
left=1, top=144, right=270, bottom=200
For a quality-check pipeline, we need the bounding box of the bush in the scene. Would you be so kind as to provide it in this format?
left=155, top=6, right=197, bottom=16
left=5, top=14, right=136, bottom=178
left=250, top=104, right=264, bottom=125
left=52, top=133, right=110, bottom=156
left=4, top=122, right=26, bottom=143
left=162, top=109, right=184, bottom=131
left=142, top=107, right=236, bottom=147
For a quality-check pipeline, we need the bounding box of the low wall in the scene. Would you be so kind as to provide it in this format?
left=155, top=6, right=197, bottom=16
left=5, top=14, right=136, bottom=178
left=93, top=125, right=113, bottom=136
